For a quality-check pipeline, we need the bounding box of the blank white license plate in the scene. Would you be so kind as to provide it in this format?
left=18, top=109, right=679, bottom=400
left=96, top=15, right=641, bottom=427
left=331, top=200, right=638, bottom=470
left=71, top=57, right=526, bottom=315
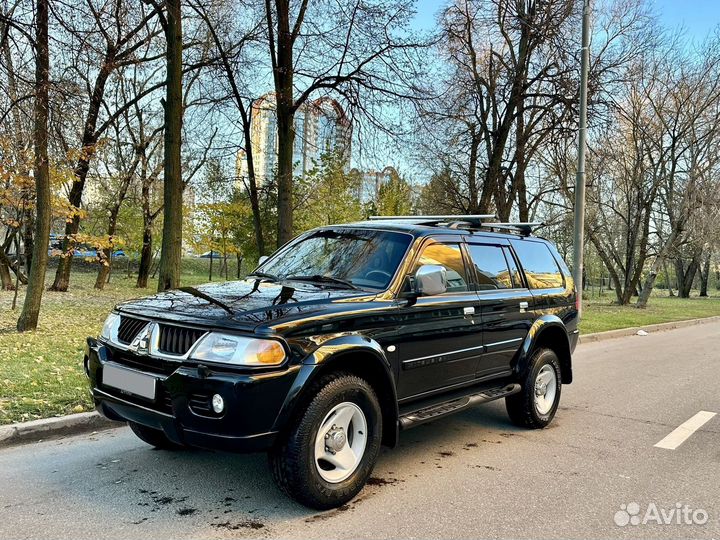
left=103, top=363, right=156, bottom=400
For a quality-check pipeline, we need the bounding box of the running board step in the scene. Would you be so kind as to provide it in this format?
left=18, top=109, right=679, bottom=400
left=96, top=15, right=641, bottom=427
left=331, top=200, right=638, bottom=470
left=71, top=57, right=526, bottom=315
left=399, top=383, right=521, bottom=429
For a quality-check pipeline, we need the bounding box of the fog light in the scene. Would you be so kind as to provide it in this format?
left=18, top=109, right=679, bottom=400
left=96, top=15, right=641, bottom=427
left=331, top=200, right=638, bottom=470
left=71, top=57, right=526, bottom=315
left=211, top=394, right=224, bottom=414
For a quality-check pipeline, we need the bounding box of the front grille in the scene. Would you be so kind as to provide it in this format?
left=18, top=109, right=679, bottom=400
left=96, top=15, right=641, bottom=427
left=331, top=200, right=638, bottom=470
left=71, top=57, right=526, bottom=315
left=117, top=316, right=148, bottom=344
left=158, top=325, right=205, bottom=356
left=113, top=350, right=177, bottom=376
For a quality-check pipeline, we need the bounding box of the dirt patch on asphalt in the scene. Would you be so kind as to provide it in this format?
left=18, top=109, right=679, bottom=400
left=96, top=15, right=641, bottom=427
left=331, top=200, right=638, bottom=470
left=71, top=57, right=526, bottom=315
left=366, top=476, right=400, bottom=486
left=213, top=520, right=265, bottom=530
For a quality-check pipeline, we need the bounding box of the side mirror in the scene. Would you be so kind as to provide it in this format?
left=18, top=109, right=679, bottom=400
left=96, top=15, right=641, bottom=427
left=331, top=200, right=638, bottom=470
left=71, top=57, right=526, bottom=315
left=258, top=255, right=269, bottom=266
left=414, top=264, right=447, bottom=296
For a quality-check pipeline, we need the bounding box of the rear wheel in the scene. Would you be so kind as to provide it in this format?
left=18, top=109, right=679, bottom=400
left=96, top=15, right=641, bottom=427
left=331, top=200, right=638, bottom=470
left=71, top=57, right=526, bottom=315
left=269, top=373, right=382, bottom=510
left=128, top=421, right=184, bottom=450
left=506, top=348, right=561, bottom=429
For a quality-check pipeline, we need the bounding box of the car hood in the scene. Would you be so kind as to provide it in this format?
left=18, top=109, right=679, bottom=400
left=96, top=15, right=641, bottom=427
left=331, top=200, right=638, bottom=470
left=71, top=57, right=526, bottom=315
left=114, top=279, right=372, bottom=332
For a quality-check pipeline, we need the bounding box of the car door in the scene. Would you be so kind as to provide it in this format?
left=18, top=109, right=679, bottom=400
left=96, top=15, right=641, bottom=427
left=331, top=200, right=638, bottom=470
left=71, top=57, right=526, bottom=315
left=465, top=241, right=536, bottom=380
left=395, top=237, right=483, bottom=400
left=509, top=239, right=570, bottom=312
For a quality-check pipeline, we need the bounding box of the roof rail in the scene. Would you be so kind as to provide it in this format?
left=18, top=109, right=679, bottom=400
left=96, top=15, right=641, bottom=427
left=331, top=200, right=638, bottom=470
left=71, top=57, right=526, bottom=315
left=368, top=214, right=496, bottom=227
left=481, top=222, right=545, bottom=237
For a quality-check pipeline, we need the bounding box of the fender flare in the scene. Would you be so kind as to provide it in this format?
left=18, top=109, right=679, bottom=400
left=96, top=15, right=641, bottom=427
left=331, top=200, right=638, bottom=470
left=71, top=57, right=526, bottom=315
left=515, top=315, right=573, bottom=384
left=271, top=334, right=400, bottom=447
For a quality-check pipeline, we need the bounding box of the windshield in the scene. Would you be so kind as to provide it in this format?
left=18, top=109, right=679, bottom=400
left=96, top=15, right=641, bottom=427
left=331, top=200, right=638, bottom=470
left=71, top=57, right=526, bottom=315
left=256, top=229, right=412, bottom=290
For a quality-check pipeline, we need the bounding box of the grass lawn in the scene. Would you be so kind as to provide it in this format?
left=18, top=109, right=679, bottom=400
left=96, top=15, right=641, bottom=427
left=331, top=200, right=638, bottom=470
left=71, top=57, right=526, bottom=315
left=1, top=266, right=718, bottom=425
left=581, top=294, right=720, bottom=334
left=0, top=262, right=230, bottom=425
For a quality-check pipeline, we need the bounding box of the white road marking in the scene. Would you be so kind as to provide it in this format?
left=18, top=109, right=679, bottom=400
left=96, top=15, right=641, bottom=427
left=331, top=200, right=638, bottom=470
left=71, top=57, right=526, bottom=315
left=654, top=411, right=717, bottom=450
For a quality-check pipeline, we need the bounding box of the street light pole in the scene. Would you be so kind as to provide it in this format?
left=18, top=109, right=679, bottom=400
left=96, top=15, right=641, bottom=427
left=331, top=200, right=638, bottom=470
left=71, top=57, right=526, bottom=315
left=573, top=0, right=591, bottom=318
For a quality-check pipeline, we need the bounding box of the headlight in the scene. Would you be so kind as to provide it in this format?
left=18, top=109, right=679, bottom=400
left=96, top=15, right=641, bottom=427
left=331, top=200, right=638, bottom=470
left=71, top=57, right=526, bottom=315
left=191, top=333, right=286, bottom=366
left=100, top=312, right=120, bottom=340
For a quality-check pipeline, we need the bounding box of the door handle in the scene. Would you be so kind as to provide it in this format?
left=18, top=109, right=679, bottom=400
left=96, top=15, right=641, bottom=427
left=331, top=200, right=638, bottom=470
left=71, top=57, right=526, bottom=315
left=519, top=301, right=529, bottom=313
left=463, top=306, right=475, bottom=316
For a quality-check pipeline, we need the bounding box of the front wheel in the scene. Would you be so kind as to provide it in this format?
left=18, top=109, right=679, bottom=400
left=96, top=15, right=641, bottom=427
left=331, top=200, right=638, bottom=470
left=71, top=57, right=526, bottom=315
left=506, top=348, right=561, bottom=429
left=269, top=373, right=382, bottom=510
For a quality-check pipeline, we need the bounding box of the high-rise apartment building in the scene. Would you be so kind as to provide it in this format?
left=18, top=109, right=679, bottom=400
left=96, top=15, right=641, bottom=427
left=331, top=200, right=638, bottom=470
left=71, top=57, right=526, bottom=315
left=236, top=93, right=352, bottom=185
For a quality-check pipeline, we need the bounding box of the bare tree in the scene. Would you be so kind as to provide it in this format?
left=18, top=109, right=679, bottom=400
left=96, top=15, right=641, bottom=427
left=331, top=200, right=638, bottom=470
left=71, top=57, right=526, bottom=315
left=263, top=0, right=426, bottom=245
left=17, top=0, right=50, bottom=331
left=635, top=37, right=720, bottom=306
left=189, top=0, right=267, bottom=255
left=92, top=104, right=143, bottom=289
left=419, top=0, right=576, bottom=221
left=49, top=0, right=162, bottom=291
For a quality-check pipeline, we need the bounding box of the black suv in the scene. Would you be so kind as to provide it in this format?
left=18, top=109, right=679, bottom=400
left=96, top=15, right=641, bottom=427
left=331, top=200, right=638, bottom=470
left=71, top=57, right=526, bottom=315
left=85, top=216, right=578, bottom=509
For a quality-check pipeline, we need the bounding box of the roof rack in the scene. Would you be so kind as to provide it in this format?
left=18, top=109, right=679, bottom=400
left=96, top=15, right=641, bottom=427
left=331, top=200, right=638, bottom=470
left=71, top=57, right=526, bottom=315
left=368, top=214, right=496, bottom=228
left=481, top=222, right=545, bottom=237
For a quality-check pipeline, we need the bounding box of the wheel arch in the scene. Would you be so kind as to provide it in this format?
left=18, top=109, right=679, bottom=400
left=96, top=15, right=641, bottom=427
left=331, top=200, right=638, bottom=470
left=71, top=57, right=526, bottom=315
left=516, top=315, right=573, bottom=384
left=272, top=335, right=400, bottom=448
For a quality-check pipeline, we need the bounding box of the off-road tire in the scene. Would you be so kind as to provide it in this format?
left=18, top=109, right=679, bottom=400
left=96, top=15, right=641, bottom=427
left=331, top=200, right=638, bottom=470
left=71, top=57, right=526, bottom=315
left=269, top=372, right=382, bottom=510
left=506, top=347, right=562, bottom=429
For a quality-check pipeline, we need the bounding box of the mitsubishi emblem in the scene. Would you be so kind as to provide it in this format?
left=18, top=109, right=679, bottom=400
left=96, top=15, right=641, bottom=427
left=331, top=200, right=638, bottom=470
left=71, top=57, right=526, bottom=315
left=129, top=323, right=155, bottom=355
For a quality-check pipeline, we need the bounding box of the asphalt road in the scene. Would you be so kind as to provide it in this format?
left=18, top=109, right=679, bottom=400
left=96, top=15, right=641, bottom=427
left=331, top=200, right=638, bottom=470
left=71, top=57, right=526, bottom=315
left=2, top=323, right=719, bottom=539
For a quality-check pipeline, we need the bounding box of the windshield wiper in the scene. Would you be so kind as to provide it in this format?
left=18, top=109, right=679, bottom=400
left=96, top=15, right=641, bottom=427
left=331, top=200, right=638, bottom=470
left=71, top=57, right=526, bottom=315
left=178, top=287, right=234, bottom=314
left=286, top=274, right=360, bottom=290
left=247, top=271, right=279, bottom=282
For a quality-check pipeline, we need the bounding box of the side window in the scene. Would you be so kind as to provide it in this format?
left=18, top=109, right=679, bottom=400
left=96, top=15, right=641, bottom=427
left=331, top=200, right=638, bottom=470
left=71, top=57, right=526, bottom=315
left=502, top=246, right=523, bottom=288
left=413, top=242, right=469, bottom=293
left=510, top=240, right=564, bottom=289
left=467, top=244, right=514, bottom=290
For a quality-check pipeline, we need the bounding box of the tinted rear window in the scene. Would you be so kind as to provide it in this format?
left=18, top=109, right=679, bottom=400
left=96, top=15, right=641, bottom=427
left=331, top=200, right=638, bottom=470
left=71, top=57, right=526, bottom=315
left=467, top=244, right=514, bottom=290
left=510, top=240, right=564, bottom=289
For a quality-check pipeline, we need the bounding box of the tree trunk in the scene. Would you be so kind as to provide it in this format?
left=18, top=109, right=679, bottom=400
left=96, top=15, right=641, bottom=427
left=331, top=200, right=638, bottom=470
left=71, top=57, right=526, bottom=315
left=136, top=162, right=154, bottom=288
left=467, top=130, right=479, bottom=213
left=0, top=253, right=13, bottom=290
left=699, top=252, right=711, bottom=297
left=23, top=206, right=34, bottom=275
left=675, top=256, right=699, bottom=299
left=136, top=224, right=153, bottom=288
left=17, top=0, right=50, bottom=331
left=157, top=0, right=184, bottom=292
left=95, top=254, right=111, bottom=289
left=95, top=214, right=119, bottom=290
left=275, top=112, right=294, bottom=246
left=270, top=1, right=295, bottom=247
left=663, top=260, right=674, bottom=296
left=515, top=106, right=529, bottom=222
left=223, top=248, right=228, bottom=280
left=0, top=245, right=28, bottom=285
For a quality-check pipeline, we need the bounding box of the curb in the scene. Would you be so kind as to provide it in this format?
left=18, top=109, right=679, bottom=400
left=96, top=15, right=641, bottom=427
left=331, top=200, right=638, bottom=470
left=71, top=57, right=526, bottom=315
left=0, top=412, right=121, bottom=450
left=1, top=316, right=719, bottom=450
left=579, top=315, right=720, bottom=344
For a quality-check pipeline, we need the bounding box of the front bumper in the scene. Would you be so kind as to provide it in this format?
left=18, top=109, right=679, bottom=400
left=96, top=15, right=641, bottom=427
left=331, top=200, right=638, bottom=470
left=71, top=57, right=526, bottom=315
left=85, top=338, right=301, bottom=452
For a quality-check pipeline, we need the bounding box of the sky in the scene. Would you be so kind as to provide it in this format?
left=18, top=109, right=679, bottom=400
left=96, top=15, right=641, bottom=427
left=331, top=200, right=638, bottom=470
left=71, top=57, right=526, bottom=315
left=375, top=0, right=720, bottom=177
left=410, top=0, right=720, bottom=42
